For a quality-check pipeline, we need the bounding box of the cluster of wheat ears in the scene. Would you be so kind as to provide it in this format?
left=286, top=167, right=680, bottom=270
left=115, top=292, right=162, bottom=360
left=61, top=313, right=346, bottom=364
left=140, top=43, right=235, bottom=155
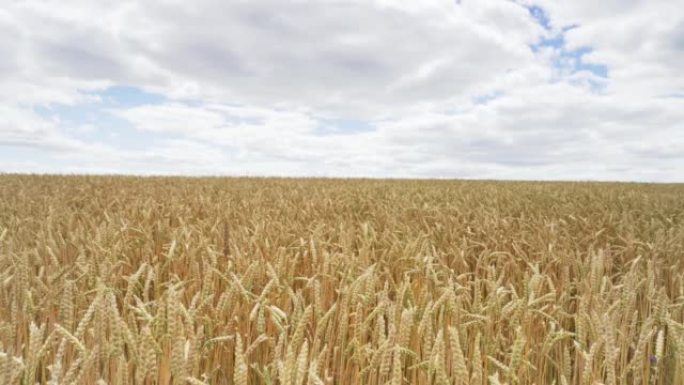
left=1, top=175, right=683, bottom=385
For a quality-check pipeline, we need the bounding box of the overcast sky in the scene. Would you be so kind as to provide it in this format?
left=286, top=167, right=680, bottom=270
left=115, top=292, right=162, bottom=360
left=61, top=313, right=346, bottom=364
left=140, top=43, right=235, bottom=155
left=1, top=0, right=683, bottom=181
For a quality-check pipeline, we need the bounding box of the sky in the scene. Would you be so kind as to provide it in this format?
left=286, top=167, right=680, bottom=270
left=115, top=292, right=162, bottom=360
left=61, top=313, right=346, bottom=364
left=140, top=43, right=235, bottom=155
left=1, top=0, right=683, bottom=181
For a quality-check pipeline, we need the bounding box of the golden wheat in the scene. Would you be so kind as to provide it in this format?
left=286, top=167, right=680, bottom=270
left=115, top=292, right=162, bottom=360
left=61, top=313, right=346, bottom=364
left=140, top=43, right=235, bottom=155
left=1, top=175, right=683, bottom=384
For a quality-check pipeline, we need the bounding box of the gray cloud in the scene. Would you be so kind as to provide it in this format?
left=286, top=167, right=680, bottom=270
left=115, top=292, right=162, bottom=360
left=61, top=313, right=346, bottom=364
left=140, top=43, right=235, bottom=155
left=0, top=0, right=683, bottom=181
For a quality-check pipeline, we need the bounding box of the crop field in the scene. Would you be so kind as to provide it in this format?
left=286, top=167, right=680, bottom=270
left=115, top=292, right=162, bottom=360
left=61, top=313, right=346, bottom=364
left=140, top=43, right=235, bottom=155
left=1, top=175, right=684, bottom=385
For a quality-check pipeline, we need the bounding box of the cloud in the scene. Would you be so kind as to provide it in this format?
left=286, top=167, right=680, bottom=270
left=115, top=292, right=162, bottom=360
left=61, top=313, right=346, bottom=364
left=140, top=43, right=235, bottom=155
left=0, top=0, right=683, bottom=181
left=0, top=106, right=89, bottom=151
left=3, top=0, right=545, bottom=111
left=536, top=0, right=684, bottom=96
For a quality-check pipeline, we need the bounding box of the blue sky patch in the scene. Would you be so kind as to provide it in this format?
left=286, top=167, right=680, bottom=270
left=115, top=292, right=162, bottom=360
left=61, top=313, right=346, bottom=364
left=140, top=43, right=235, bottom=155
left=527, top=5, right=551, bottom=31
left=472, top=90, right=504, bottom=105
left=0, top=145, right=61, bottom=168
left=33, top=85, right=172, bottom=151
left=566, top=47, right=608, bottom=78
left=527, top=7, right=608, bottom=80
left=35, top=85, right=166, bottom=122
left=93, top=85, right=166, bottom=107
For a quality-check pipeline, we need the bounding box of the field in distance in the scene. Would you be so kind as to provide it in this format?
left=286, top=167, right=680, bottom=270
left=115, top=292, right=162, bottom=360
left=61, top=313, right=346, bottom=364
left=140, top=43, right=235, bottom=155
left=1, top=175, right=683, bottom=385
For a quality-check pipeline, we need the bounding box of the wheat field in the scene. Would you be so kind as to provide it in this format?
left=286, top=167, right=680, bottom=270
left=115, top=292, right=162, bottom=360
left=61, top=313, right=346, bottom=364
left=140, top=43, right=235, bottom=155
left=1, top=175, right=683, bottom=385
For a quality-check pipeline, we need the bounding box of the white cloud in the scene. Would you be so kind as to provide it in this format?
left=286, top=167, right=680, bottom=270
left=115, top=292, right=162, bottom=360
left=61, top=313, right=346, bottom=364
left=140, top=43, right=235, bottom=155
left=537, top=0, right=684, bottom=96
left=0, top=106, right=88, bottom=151
left=0, top=0, right=683, bottom=181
